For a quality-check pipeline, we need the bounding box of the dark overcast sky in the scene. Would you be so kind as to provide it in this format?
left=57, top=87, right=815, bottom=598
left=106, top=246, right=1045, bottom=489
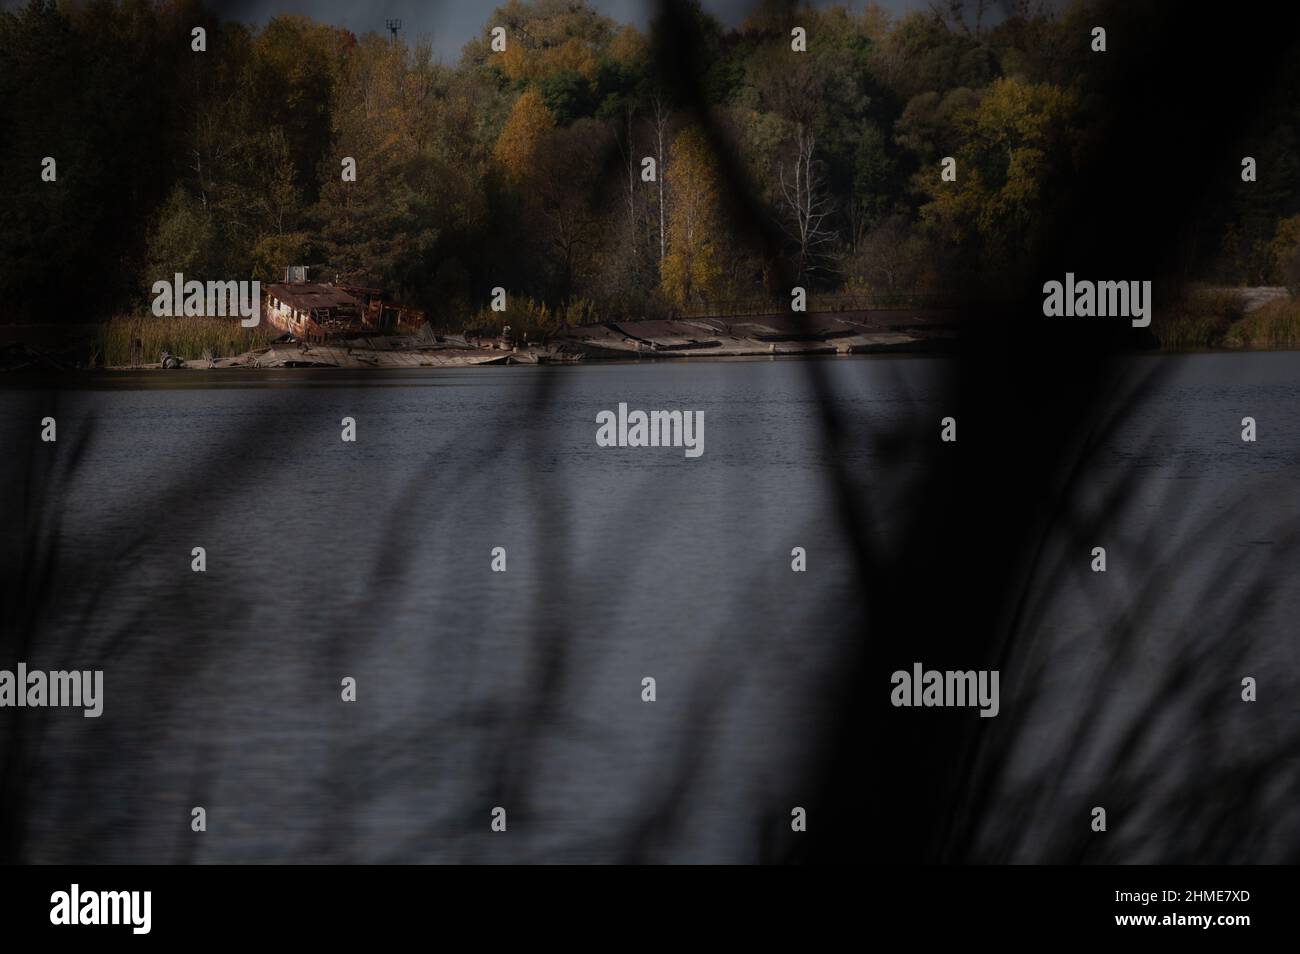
left=194, top=1, right=932, bottom=63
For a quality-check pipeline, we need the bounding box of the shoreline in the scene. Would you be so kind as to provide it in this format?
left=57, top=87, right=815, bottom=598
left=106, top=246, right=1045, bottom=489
left=4, top=310, right=1298, bottom=377
left=5, top=348, right=1298, bottom=394
left=3, top=310, right=964, bottom=373
left=0, top=351, right=960, bottom=391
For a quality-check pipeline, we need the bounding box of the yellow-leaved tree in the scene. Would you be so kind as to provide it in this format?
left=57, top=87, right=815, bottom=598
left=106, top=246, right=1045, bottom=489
left=661, top=126, right=723, bottom=309
left=494, top=89, right=555, bottom=184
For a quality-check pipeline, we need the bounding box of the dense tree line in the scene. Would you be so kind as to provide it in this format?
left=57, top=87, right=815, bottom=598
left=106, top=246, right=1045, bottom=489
left=3, top=0, right=1300, bottom=331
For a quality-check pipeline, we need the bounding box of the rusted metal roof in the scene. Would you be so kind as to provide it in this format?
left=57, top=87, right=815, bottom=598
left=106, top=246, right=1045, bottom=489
left=265, top=283, right=361, bottom=313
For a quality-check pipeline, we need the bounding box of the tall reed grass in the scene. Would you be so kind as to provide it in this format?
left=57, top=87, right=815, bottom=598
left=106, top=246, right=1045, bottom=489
left=1222, top=298, right=1300, bottom=349
left=98, top=314, right=276, bottom=366
left=1151, top=289, right=1243, bottom=350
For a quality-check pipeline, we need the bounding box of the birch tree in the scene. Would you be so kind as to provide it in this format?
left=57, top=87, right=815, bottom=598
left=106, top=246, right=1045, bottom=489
left=778, top=125, right=836, bottom=281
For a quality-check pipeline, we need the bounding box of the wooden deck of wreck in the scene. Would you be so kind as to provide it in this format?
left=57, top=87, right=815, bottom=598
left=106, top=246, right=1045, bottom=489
left=588, top=308, right=959, bottom=358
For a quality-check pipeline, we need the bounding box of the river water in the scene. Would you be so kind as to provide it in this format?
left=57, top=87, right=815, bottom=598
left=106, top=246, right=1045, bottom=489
left=2, top=353, right=1297, bottom=862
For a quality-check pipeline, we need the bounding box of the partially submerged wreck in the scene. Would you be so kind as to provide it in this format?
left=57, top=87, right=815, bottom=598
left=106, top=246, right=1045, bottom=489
left=265, top=266, right=427, bottom=342
left=265, top=282, right=368, bottom=341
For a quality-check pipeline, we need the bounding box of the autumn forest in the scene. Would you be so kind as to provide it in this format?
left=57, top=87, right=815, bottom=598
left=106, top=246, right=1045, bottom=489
left=4, top=0, right=1300, bottom=340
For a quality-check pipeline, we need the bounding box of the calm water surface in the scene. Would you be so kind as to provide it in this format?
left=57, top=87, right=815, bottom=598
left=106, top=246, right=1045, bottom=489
left=2, top=353, right=1297, bottom=862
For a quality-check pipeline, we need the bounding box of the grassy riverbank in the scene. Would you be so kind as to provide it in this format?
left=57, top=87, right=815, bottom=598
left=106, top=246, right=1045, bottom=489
left=1154, top=289, right=1300, bottom=350
left=97, top=315, right=277, bottom=366
left=1221, top=300, right=1300, bottom=349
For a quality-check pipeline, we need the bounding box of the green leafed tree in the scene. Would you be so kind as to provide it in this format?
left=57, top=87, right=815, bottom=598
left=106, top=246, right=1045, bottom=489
left=920, top=76, right=1076, bottom=273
